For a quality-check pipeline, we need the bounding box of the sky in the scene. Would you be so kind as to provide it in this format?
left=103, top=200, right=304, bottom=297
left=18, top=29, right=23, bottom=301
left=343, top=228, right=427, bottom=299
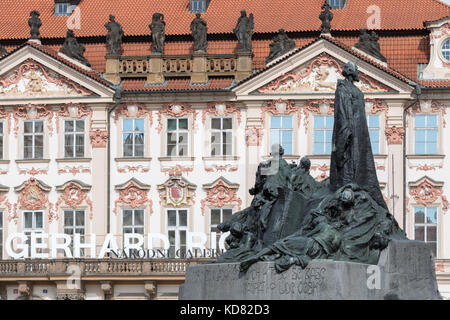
left=442, top=0, right=450, bottom=4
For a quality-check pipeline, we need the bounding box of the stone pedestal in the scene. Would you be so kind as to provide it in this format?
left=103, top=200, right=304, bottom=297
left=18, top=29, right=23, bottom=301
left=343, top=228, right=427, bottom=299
left=104, top=56, right=121, bottom=85
left=179, top=240, right=441, bottom=300
left=192, top=53, right=208, bottom=83
left=236, top=52, right=253, bottom=82
left=147, top=54, right=165, bottom=84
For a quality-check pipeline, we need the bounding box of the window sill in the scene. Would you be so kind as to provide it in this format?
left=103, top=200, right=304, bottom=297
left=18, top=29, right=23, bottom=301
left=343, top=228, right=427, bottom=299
left=115, top=157, right=152, bottom=163
left=56, top=158, right=92, bottom=163
left=16, top=159, right=51, bottom=164
left=202, top=156, right=240, bottom=161
left=158, top=157, right=195, bottom=161
left=406, top=154, right=445, bottom=160
left=0, top=160, right=10, bottom=164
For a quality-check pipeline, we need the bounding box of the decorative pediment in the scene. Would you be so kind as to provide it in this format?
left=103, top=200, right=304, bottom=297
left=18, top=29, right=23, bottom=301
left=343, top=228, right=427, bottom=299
left=55, top=180, right=93, bottom=220
left=408, top=176, right=446, bottom=208
left=254, top=53, right=393, bottom=94
left=114, top=178, right=153, bottom=215
left=201, top=177, right=241, bottom=216
left=157, top=176, right=196, bottom=208
left=0, top=59, right=93, bottom=99
left=14, top=178, right=53, bottom=221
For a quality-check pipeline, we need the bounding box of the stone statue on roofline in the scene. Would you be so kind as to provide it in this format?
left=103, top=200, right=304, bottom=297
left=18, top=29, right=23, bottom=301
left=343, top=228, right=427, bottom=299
left=354, top=29, right=388, bottom=62
left=234, top=10, right=254, bottom=53
left=59, top=29, right=91, bottom=67
left=0, top=44, right=7, bottom=57
left=190, top=13, right=208, bottom=53
left=105, top=14, right=124, bottom=56
left=28, top=10, right=42, bottom=40
left=149, top=13, right=166, bottom=54
left=266, top=28, right=296, bottom=64
left=319, top=1, right=333, bottom=35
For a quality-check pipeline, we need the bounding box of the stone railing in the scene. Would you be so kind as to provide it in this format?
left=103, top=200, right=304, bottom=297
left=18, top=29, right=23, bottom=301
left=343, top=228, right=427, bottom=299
left=0, top=258, right=211, bottom=278
left=104, top=52, right=252, bottom=85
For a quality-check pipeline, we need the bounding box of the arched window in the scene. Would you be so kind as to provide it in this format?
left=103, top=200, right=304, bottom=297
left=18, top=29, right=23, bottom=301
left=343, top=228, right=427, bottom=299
left=442, top=39, right=450, bottom=61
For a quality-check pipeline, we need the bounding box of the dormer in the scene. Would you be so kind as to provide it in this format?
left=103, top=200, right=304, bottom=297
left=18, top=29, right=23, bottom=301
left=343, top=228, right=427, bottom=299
left=327, top=0, right=347, bottom=9
left=421, top=17, right=450, bottom=80
left=189, top=0, right=210, bottom=13
left=54, top=0, right=80, bottom=16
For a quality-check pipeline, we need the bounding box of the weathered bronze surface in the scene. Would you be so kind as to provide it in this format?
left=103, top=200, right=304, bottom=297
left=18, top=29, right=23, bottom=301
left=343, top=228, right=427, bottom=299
left=266, top=29, right=296, bottom=64
left=215, top=62, right=407, bottom=273
left=354, top=29, right=388, bottom=62
left=319, top=2, right=333, bottom=34
left=191, top=13, right=208, bottom=53
left=28, top=10, right=42, bottom=40
left=234, top=10, right=254, bottom=53
left=150, top=13, right=166, bottom=54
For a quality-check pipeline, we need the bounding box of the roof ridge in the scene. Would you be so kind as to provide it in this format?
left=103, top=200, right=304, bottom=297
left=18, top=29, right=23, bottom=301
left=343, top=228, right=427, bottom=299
left=431, top=0, right=450, bottom=9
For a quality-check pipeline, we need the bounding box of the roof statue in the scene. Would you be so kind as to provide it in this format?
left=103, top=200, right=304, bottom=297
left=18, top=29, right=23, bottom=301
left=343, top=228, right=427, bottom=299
left=149, top=12, right=166, bottom=54
left=59, top=29, right=91, bottom=67
left=234, top=10, right=254, bottom=53
left=190, top=13, right=208, bottom=53
left=266, top=28, right=296, bottom=64
left=0, top=44, right=7, bottom=57
left=354, top=29, right=388, bottom=62
left=214, top=61, right=407, bottom=273
left=105, top=14, right=124, bottom=56
left=319, top=1, right=333, bottom=35
left=28, top=10, right=42, bottom=40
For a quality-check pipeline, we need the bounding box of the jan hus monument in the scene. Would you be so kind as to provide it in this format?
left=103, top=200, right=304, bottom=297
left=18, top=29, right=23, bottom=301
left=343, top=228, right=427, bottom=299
left=180, top=61, right=441, bottom=300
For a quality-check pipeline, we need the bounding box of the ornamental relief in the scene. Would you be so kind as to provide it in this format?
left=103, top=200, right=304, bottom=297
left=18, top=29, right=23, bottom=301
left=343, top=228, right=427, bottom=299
left=245, top=127, right=263, bottom=146
left=114, top=179, right=153, bottom=215
left=201, top=178, right=242, bottom=216
left=114, top=103, right=153, bottom=128
left=55, top=103, right=93, bottom=133
left=13, top=178, right=54, bottom=223
left=0, top=59, right=93, bottom=98
left=158, top=176, right=196, bottom=208
left=157, top=102, right=197, bottom=133
left=262, top=99, right=301, bottom=128
left=13, top=104, right=53, bottom=136
left=409, top=177, right=448, bottom=212
left=55, top=181, right=93, bottom=220
left=202, top=102, right=241, bottom=125
left=256, top=53, right=391, bottom=94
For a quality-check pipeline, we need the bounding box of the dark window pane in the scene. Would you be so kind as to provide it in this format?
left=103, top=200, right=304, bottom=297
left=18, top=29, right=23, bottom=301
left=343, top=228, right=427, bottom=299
left=211, top=118, right=221, bottom=130
left=123, top=210, right=132, bottom=226
left=35, top=212, right=43, bottom=228
left=75, top=211, right=84, bottom=226
left=24, top=212, right=33, bottom=229
left=76, top=120, right=84, bottom=132
left=65, top=120, right=74, bottom=132
left=135, top=210, right=144, bottom=226
left=223, top=209, right=233, bottom=222
left=34, top=121, right=44, bottom=133
left=211, top=209, right=221, bottom=225
left=427, top=226, right=437, bottom=242
left=179, top=210, right=187, bottom=226
left=223, top=118, right=232, bottom=130
left=178, top=119, right=188, bottom=130
left=167, top=119, right=177, bottom=131
left=64, top=211, right=74, bottom=227
left=24, top=122, right=33, bottom=133
left=414, top=226, right=424, bottom=241
left=168, top=210, right=177, bottom=226
left=415, top=208, right=425, bottom=224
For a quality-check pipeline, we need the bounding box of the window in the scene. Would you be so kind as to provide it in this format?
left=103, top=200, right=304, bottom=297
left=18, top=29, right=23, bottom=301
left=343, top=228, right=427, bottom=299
left=0, top=122, right=3, bottom=160
left=54, top=3, right=71, bottom=16
left=314, top=115, right=334, bottom=155
left=64, top=210, right=85, bottom=257
left=24, top=120, right=44, bottom=159
left=167, top=209, right=188, bottom=258
left=64, top=119, right=84, bottom=158
left=270, top=116, right=293, bottom=155
left=167, top=118, right=188, bottom=157
left=415, top=115, right=437, bottom=155
left=210, top=208, right=232, bottom=252
left=328, top=0, right=347, bottom=9
left=23, top=211, right=44, bottom=256
left=190, top=0, right=206, bottom=13
left=123, top=119, right=144, bottom=157
left=414, top=207, right=437, bottom=257
left=0, top=211, right=3, bottom=259
left=367, top=115, right=380, bottom=154
left=211, top=118, right=232, bottom=156
left=442, top=39, right=450, bottom=61
left=123, top=209, right=144, bottom=252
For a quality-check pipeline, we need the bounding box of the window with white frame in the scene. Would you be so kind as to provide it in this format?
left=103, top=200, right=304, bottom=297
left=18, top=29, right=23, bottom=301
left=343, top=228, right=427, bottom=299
left=414, top=114, right=437, bottom=155
left=167, top=209, right=188, bottom=258
left=270, top=116, right=293, bottom=155
left=64, top=210, right=85, bottom=257
left=414, top=206, right=437, bottom=257
left=54, top=2, right=71, bottom=16
left=64, top=119, right=85, bottom=158
left=190, top=0, right=206, bottom=13
left=167, top=118, right=188, bottom=157
left=442, top=39, right=450, bottom=61
left=211, top=117, right=232, bottom=156
left=23, top=211, right=44, bottom=256
left=313, top=115, right=334, bottom=155
left=328, top=0, right=347, bottom=9
left=367, top=115, right=380, bottom=154
left=24, top=120, right=44, bottom=159
left=210, top=208, right=232, bottom=252
left=0, top=122, right=3, bottom=160
left=123, top=119, right=144, bottom=157
left=122, top=209, right=143, bottom=253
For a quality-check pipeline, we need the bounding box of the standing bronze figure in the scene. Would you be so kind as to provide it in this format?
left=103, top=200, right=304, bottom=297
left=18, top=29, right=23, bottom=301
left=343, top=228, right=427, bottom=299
left=329, top=61, right=387, bottom=210
left=59, top=29, right=91, bottom=67
left=266, top=28, right=296, bottom=64
left=234, top=10, right=254, bottom=53
left=190, top=13, right=208, bottom=53
left=149, top=13, right=166, bottom=54
left=319, top=2, right=333, bottom=34
left=105, top=14, right=124, bottom=56
left=28, top=10, right=42, bottom=40
left=354, top=29, right=387, bottom=62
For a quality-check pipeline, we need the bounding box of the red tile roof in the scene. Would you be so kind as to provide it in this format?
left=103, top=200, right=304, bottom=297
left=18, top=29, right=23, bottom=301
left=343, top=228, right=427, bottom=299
left=0, top=0, right=448, bottom=40
left=419, top=79, right=450, bottom=88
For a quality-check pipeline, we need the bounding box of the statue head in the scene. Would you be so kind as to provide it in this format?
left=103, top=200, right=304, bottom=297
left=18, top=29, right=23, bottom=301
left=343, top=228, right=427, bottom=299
left=30, top=10, right=40, bottom=18
left=340, top=187, right=355, bottom=207
left=240, top=10, right=246, bottom=17
left=67, top=29, right=75, bottom=38
left=300, top=157, right=311, bottom=172
left=196, top=13, right=201, bottom=18
left=109, top=14, right=115, bottom=22
left=342, top=61, right=360, bottom=82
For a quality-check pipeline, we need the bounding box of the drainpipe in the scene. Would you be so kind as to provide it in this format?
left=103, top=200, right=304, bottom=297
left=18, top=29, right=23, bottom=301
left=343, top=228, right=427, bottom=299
left=403, top=83, right=422, bottom=235
left=107, top=85, right=123, bottom=234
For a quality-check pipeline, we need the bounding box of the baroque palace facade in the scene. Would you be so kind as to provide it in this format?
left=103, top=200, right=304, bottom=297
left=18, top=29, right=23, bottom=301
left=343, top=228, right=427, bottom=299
left=0, top=0, right=448, bottom=299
